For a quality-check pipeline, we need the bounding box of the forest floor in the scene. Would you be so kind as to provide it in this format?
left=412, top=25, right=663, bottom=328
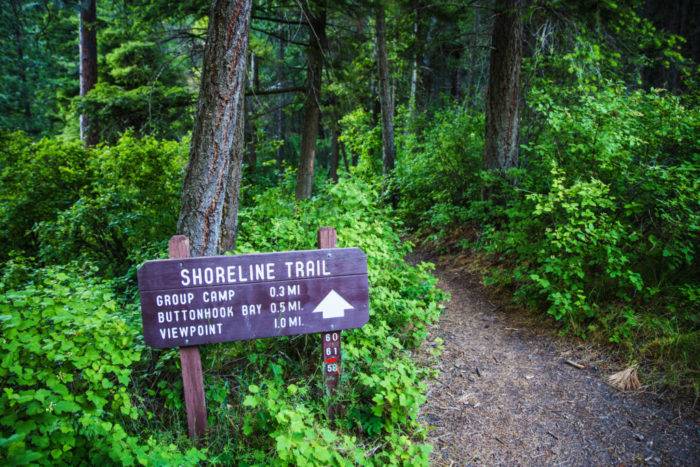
left=414, top=252, right=700, bottom=466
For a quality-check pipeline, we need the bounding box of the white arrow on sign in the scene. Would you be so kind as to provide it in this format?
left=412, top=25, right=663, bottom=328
left=313, top=290, right=354, bottom=319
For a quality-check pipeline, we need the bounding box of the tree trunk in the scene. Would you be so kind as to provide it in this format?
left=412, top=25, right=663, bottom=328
left=329, top=121, right=340, bottom=182
left=275, top=27, right=286, bottom=173
left=408, top=1, right=420, bottom=118
left=244, top=53, right=258, bottom=174
left=450, top=60, right=463, bottom=100
left=341, top=141, right=350, bottom=172
left=79, top=0, right=98, bottom=147
left=375, top=4, right=396, bottom=178
left=9, top=0, right=31, bottom=131
left=219, top=99, right=245, bottom=253
left=484, top=0, right=523, bottom=171
left=466, top=7, right=482, bottom=106
left=421, top=15, right=437, bottom=108
left=295, top=1, right=327, bottom=200
left=178, top=0, right=252, bottom=256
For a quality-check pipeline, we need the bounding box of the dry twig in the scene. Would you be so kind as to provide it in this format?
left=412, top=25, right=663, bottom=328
left=564, top=359, right=585, bottom=369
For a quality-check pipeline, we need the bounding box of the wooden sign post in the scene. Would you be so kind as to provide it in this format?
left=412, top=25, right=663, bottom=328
left=138, top=230, right=370, bottom=440
left=168, top=236, right=207, bottom=441
left=318, top=228, right=341, bottom=410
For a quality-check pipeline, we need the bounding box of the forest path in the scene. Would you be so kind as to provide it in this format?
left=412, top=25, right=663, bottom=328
left=416, top=254, right=699, bottom=466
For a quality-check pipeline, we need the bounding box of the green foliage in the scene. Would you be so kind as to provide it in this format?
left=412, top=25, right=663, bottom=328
left=399, top=81, right=699, bottom=392
left=36, top=134, right=188, bottom=276
left=141, top=175, right=445, bottom=464
left=0, top=132, right=91, bottom=261
left=339, top=109, right=382, bottom=180
left=2, top=166, right=445, bottom=464
left=240, top=382, right=367, bottom=465
left=0, top=2, right=76, bottom=136
left=107, top=41, right=169, bottom=87
left=77, top=38, right=194, bottom=143
left=78, top=83, right=193, bottom=143
left=523, top=169, right=641, bottom=322
left=395, top=108, right=484, bottom=235
left=0, top=266, right=205, bottom=465
left=0, top=131, right=187, bottom=276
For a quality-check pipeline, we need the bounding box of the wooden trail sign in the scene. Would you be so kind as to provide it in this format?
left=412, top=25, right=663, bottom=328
left=137, top=246, right=369, bottom=348
left=137, top=229, right=369, bottom=440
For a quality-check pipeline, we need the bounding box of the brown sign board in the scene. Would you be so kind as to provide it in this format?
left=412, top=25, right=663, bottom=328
left=137, top=248, right=369, bottom=348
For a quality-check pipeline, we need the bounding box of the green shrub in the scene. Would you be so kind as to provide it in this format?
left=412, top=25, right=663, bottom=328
left=0, top=266, right=204, bottom=465
left=398, top=81, right=699, bottom=392
left=36, top=134, right=188, bottom=276
left=77, top=83, right=193, bottom=143
left=521, top=169, right=642, bottom=324
left=134, top=176, right=446, bottom=464
left=75, top=39, right=194, bottom=143
left=395, top=108, right=484, bottom=233
left=339, top=108, right=382, bottom=181
left=0, top=132, right=91, bottom=261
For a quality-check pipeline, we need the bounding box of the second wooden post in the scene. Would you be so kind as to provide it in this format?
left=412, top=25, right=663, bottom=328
left=317, top=227, right=341, bottom=417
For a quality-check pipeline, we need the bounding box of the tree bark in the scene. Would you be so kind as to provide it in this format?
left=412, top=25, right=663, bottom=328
left=465, top=7, right=482, bottom=106
left=219, top=99, right=245, bottom=253
left=9, top=0, right=31, bottom=130
left=329, top=121, right=340, bottom=182
left=79, top=0, right=98, bottom=147
left=341, top=140, right=350, bottom=172
left=178, top=0, right=252, bottom=256
left=421, top=16, right=436, bottom=109
left=408, top=1, right=420, bottom=119
left=295, top=0, right=327, bottom=200
left=375, top=4, right=396, bottom=178
left=484, top=0, right=523, bottom=171
left=275, top=27, right=286, bottom=172
left=244, top=53, right=258, bottom=174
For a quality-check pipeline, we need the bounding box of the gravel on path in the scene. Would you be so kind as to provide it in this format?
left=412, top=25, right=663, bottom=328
left=418, top=255, right=699, bottom=466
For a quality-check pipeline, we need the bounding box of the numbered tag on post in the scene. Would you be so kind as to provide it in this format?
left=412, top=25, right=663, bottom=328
left=323, top=331, right=341, bottom=391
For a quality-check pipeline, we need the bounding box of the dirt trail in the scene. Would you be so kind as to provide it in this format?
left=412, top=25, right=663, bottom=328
left=418, top=256, right=699, bottom=465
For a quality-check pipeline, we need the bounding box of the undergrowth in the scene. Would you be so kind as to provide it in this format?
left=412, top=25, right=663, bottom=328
left=390, top=81, right=699, bottom=395
left=0, top=139, right=447, bottom=464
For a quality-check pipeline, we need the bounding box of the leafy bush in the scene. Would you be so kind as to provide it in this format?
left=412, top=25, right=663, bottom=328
left=519, top=169, right=642, bottom=323
left=339, top=108, right=382, bottom=181
left=36, top=134, right=188, bottom=276
left=0, top=132, right=90, bottom=261
left=0, top=266, right=204, bottom=465
left=134, top=175, right=446, bottom=464
left=0, top=132, right=187, bottom=278
left=398, top=82, right=699, bottom=392
left=395, top=108, right=484, bottom=230
left=78, top=84, right=193, bottom=143
left=75, top=39, right=194, bottom=143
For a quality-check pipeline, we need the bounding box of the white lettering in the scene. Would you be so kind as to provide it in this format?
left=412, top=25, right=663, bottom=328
left=204, top=267, right=213, bottom=284
left=192, top=268, right=202, bottom=285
